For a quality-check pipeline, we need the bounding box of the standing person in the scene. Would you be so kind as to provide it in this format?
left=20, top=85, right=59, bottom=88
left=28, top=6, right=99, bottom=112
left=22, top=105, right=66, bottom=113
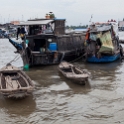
left=16, top=27, right=21, bottom=40
left=85, top=28, right=90, bottom=45
left=20, top=26, right=26, bottom=40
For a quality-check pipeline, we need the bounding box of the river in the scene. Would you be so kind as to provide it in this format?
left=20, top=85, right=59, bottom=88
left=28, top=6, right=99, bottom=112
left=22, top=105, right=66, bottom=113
left=0, top=39, right=124, bottom=124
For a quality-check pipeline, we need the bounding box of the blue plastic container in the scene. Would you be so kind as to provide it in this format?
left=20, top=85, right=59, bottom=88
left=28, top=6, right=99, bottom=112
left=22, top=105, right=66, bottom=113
left=49, top=43, right=57, bottom=51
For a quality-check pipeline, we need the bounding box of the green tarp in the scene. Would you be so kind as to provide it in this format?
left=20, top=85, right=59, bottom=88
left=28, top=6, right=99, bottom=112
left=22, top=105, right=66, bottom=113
left=99, top=31, right=114, bottom=53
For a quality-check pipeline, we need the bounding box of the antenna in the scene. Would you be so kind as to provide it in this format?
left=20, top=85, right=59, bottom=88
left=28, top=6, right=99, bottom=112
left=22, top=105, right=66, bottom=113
left=88, top=14, right=93, bottom=27
left=89, top=14, right=93, bottom=22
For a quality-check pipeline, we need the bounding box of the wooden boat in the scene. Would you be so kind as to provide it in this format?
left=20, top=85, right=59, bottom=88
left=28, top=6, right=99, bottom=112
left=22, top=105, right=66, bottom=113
left=85, top=21, right=123, bottom=63
left=0, top=64, right=35, bottom=98
left=4, top=13, right=85, bottom=68
left=58, top=61, right=90, bottom=84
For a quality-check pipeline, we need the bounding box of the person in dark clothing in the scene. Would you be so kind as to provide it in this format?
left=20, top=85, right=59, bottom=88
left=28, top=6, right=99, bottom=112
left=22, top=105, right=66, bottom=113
left=20, top=26, right=26, bottom=34
left=16, top=27, right=21, bottom=40
left=20, top=26, right=26, bottom=40
left=96, top=38, right=102, bottom=47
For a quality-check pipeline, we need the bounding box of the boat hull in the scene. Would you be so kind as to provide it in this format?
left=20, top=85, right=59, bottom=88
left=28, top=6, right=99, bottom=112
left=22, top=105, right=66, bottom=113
left=28, top=50, right=82, bottom=66
left=87, top=53, right=120, bottom=63
left=58, top=61, right=90, bottom=84
left=1, top=90, right=33, bottom=98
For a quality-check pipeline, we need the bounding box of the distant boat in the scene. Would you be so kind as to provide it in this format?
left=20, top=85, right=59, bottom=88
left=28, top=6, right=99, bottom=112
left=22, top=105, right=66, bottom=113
left=85, top=21, right=122, bottom=63
left=118, top=27, right=124, bottom=43
left=0, top=64, right=35, bottom=98
left=65, top=28, right=74, bottom=33
left=58, top=61, right=90, bottom=84
left=118, top=20, right=124, bottom=43
left=74, top=28, right=87, bottom=32
left=65, top=28, right=87, bottom=33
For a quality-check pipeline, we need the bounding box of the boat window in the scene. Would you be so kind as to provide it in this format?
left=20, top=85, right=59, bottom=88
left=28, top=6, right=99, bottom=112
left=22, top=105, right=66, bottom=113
left=28, top=24, right=54, bottom=35
left=33, top=39, right=46, bottom=51
left=29, top=25, right=42, bottom=35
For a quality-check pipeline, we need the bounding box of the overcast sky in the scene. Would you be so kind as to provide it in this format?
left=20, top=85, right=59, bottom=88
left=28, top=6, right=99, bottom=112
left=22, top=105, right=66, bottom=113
left=0, top=0, right=124, bottom=25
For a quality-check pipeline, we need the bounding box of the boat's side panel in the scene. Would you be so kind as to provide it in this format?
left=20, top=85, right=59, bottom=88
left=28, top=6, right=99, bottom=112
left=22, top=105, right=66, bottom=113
left=87, top=54, right=120, bottom=63
left=25, top=34, right=85, bottom=66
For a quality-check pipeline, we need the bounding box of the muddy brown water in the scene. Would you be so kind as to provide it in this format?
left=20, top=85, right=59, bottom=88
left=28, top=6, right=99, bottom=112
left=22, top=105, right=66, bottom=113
left=0, top=39, right=124, bottom=124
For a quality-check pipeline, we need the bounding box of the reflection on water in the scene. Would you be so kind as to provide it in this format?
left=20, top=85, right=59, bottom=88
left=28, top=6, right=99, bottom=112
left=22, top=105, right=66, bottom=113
left=1, top=39, right=124, bottom=123
left=0, top=95, right=36, bottom=116
left=0, top=95, right=36, bottom=124
left=59, top=72, right=92, bottom=94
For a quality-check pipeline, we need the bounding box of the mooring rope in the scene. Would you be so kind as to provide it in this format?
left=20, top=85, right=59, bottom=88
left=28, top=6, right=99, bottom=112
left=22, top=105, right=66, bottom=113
left=6, top=54, right=21, bottom=65
left=60, top=52, right=65, bottom=62
left=69, top=53, right=86, bottom=63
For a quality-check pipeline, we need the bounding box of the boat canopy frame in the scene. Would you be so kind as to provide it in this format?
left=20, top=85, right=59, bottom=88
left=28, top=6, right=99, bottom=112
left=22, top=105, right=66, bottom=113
left=15, top=20, right=54, bottom=26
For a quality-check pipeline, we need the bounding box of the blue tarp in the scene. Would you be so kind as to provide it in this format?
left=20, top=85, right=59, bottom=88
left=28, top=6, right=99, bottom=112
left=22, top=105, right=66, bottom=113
left=9, top=39, right=23, bottom=50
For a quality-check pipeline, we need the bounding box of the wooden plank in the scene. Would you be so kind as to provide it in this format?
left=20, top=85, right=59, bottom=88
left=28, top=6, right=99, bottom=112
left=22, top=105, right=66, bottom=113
left=5, top=76, right=19, bottom=89
left=0, top=73, right=2, bottom=89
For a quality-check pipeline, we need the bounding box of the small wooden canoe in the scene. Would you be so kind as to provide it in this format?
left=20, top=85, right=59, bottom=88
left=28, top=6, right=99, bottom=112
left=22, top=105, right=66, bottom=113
left=0, top=64, right=35, bottom=98
left=58, top=61, right=90, bottom=84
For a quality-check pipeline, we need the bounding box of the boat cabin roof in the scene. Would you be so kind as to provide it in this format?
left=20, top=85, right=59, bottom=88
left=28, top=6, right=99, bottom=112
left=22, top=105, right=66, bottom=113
left=15, top=18, right=66, bottom=35
left=90, top=25, right=111, bottom=33
left=15, top=18, right=66, bottom=26
left=16, top=20, right=54, bottom=26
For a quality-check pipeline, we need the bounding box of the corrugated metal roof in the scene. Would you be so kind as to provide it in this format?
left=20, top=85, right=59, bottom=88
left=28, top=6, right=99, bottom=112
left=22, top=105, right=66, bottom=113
left=90, top=25, right=111, bottom=33
left=15, top=20, right=54, bottom=26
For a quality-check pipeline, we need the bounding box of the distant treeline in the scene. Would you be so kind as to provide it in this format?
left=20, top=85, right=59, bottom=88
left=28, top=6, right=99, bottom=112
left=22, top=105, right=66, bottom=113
left=66, top=25, right=88, bottom=29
